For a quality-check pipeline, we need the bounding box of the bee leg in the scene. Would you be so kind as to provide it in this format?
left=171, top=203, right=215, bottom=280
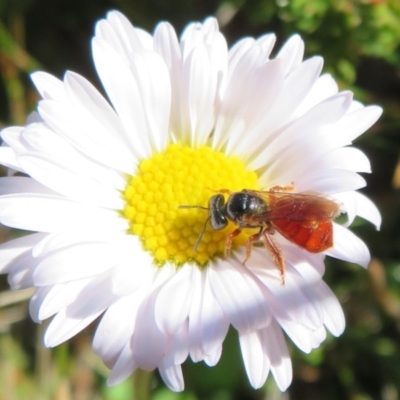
left=225, top=228, right=242, bottom=258
left=262, top=230, right=286, bottom=285
left=269, top=184, right=294, bottom=193
left=243, top=228, right=264, bottom=264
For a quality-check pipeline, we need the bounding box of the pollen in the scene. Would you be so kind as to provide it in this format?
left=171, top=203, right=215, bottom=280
left=122, top=144, right=259, bottom=267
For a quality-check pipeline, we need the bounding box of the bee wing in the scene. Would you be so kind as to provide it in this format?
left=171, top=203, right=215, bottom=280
left=245, top=190, right=338, bottom=252
left=246, top=190, right=341, bottom=222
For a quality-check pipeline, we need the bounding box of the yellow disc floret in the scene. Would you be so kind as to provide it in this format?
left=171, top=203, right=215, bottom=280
left=123, top=144, right=259, bottom=267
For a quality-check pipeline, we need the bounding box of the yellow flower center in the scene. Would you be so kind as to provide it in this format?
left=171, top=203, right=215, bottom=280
left=123, top=144, right=259, bottom=267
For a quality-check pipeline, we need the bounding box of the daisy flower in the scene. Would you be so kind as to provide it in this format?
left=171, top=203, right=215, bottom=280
left=0, top=10, right=382, bottom=392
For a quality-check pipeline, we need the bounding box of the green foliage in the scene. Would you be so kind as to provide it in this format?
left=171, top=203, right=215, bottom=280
left=223, top=0, right=400, bottom=84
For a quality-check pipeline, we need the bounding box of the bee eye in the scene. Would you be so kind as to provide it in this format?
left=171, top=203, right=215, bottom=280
left=209, top=194, right=228, bottom=230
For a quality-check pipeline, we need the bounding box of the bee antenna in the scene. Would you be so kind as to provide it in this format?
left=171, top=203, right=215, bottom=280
left=177, top=204, right=210, bottom=251
left=178, top=205, right=208, bottom=210
left=193, top=216, right=210, bottom=251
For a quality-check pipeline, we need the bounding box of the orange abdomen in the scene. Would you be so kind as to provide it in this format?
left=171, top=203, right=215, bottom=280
left=271, top=219, right=333, bottom=253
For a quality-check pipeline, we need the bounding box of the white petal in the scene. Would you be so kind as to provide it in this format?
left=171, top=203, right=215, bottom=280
left=267, top=56, right=323, bottom=130
left=154, top=22, right=181, bottom=70
left=276, top=34, right=304, bottom=76
left=64, top=71, right=138, bottom=157
left=292, top=73, right=339, bottom=118
left=165, top=322, right=189, bottom=366
left=249, top=57, right=324, bottom=169
left=29, top=286, right=52, bottom=323
left=32, top=231, right=122, bottom=257
left=181, top=18, right=219, bottom=57
left=0, top=194, right=128, bottom=232
left=279, top=319, right=325, bottom=353
left=227, top=38, right=256, bottom=75
left=268, top=145, right=371, bottom=187
left=38, top=99, right=134, bottom=175
left=18, top=153, right=124, bottom=209
left=26, top=111, right=43, bottom=124
left=103, top=10, right=153, bottom=53
left=95, top=19, right=128, bottom=58
left=187, top=269, right=206, bottom=362
left=326, top=224, right=370, bottom=268
left=19, top=122, right=127, bottom=191
left=248, top=248, right=323, bottom=329
left=0, top=146, right=22, bottom=172
left=132, top=286, right=170, bottom=369
left=209, top=258, right=271, bottom=333
left=255, top=92, right=353, bottom=175
left=158, top=362, right=185, bottom=392
left=185, top=43, right=218, bottom=146
left=155, top=264, right=195, bottom=335
left=107, top=341, right=137, bottom=386
left=260, top=319, right=292, bottom=391
left=335, top=191, right=381, bottom=229
left=282, top=244, right=325, bottom=279
left=321, top=147, right=371, bottom=172
left=127, top=49, right=171, bottom=152
left=188, top=268, right=229, bottom=362
left=220, top=59, right=285, bottom=156
left=111, top=262, right=149, bottom=296
left=204, top=345, right=222, bottom=366
left=6, top=251, right=41, bottom=289
left=107, top=270, right=171, bottom=377
left=1, top=126, right=28, bottom=153
left=31, top=71, right=66, bottom=102
left=93, top=290, right=144, bottom=367
left=313, top=280, right=345, bottom=336
left=294, top=169, right=366, bottom=194
left=335, top=191, right=358, bottom=228
left=91, top=38, right=152, bottom=159
left=111, top=238, right=155, bottom=296
left=44, top=276, right=115, bottom=347
left=226, top=33, right=276, bottom=82
left=201, top=17, right=219, bottom=34
left=353, top=191, right=381, bottom=230
left=331, top=105, right=383, bottom=143
left=213, top=44, right=270, bottom=151
left=154, top=22, right=184, bottom=142
left=239, top=330, right=269, bottom=389
left=33, top=242, right=120, bottom=286
left=0, top=232, right=46, bottom=273
left=36, top=279, right=91, bottom=321
left=255, top=33, right=277, bottom=59
left=0, top=176, right=57, bottom=196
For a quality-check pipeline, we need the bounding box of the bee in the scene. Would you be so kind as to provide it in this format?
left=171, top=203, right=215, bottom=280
left=180, top=185, right=341, bottom=284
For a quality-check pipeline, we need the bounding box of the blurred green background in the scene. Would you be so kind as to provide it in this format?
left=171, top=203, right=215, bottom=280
left=1, top=0, right=400, bottom=399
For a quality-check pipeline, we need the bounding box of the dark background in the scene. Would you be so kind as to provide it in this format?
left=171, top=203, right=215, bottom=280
left=1, top=0, right=400, bottom=399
